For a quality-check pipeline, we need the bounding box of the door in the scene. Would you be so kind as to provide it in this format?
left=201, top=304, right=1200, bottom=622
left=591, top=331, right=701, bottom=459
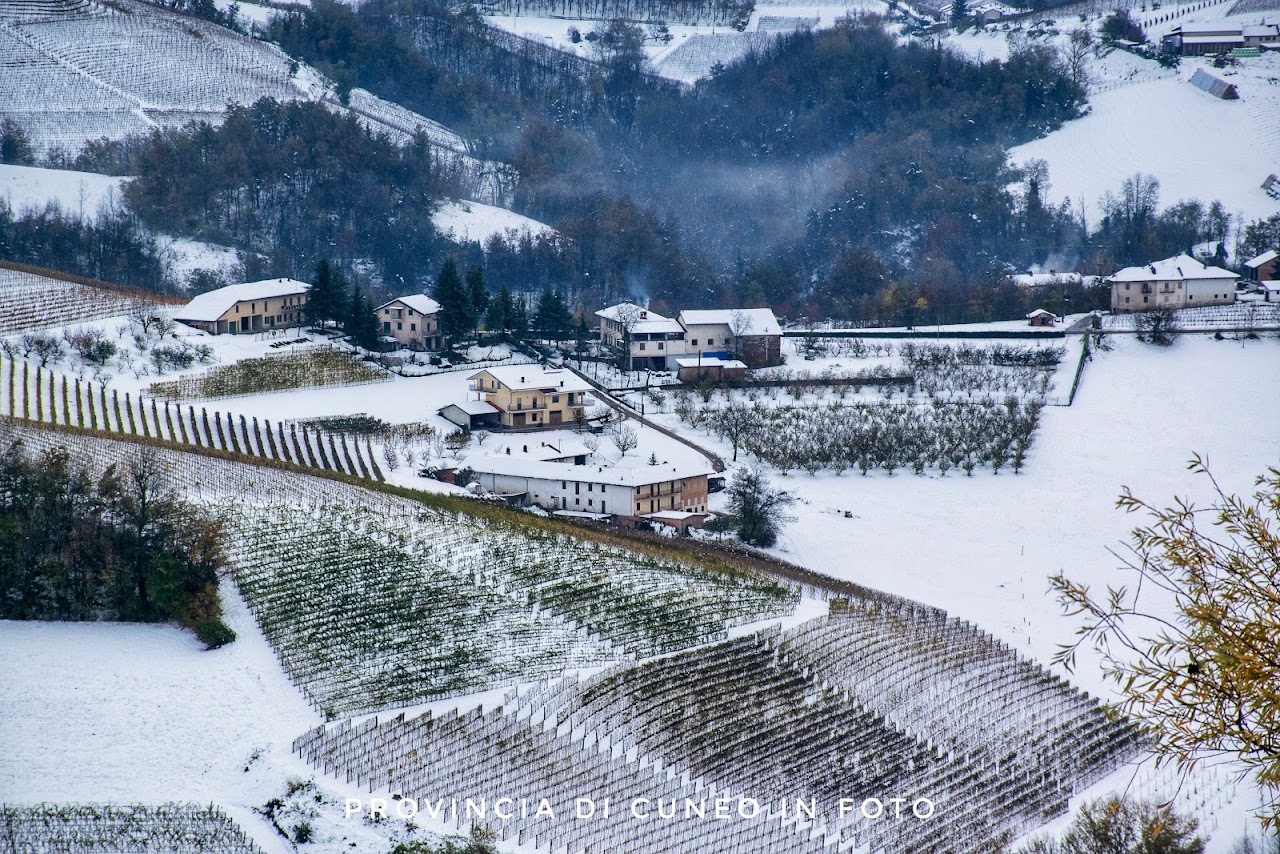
left=550, top=410, right=563, bottom=425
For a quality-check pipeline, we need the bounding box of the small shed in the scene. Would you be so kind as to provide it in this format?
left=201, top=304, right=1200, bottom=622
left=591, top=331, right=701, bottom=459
left=1189, top=68, right=1240, bottom=100
left=675, top=356, right=749, bottom=383
left=438, top=400, right=500, bottom=430
left=642, top=510, right=710, bottom=536
left=1261, top=282, right=1280, bottom=303
left=1026, top=308, right=1057, bottom=327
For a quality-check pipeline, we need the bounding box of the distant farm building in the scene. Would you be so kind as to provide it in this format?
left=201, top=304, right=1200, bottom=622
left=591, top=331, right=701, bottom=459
left=461, top=457, right=712, bottom=525
left=376, top=294, right=441, bottom=351
left=676, top=308, right=783, bottom=369
left=596, top=302, right=687, bottom=372
left=1188, top=68, right=1239, bottom=99
left=1244, top=249, right=1278, bottom=282
left=675, top=356, right=748, bottom=383
left=1026, top=309, right=1056, bottom=327
left=1108, top=254, right=1238, bottom=313
left=174, top=278, right=309, bottom=335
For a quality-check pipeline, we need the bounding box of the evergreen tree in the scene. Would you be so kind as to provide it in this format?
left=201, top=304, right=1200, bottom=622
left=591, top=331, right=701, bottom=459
left=486, top=285, right=513, bottom=338
left=950, top=0, right=967, bottom=25
left=433, top=259, right=473, bottom=346
left=304, top=260, right=336, bottom=329
left=466, top=267, right=489, bottom=334
left=707, top=465, right=795, bottom=546
left=345, top=282, right=380, bottom=350
left=535, top=290, right=573, bottom=340
left=508, top=293, right=529, bottom=342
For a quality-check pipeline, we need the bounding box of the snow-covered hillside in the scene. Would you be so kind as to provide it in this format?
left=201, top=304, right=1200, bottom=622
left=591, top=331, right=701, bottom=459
left=966, top=4, right=1280, bottom=224
left=0, top=162, right=125, bottom=216
left=0, top=0, right=515, bottom=205
left=1011, top=57, right=1280, bottom=223
left=431, top=198, right=556, bottom=245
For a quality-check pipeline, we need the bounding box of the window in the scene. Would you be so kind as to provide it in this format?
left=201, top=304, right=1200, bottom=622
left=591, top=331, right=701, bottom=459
left=561, top=481, right=566, bottom=489
left=588, top=483, right=593, bottom=492
left=691, top=339, right=698, bottom=346
left=638, top=342, right=646, bottom=351
left=658, top=342, right=664, bottom=350
left=552, top=395, right=559, bottom=403
left=384, top=308, right=391, bottom=315
left=410, top=323, right=416, bottom=331
left=707, top=338, right=715, bottom=346
left=396, top=322, right=402, bottom=330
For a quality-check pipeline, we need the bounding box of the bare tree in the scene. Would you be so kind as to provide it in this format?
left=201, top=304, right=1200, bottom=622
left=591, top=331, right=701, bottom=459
left=727, top=310, right=755, bottom=363
left=613, top=423, right=639, bottom=456
left=708, top=401, right=757, bottom=462
left=608, top=302, right=644, bottom=371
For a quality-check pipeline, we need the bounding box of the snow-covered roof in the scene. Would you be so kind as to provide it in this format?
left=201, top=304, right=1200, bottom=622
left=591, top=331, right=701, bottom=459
left=674, top=356, right=748, bottom=369
left=441, top=399, right=500, bottom=416
left=174, top=278, right=309, bottom=322
left=642, top=510, right=708, bottom=521
left=378, top=294, right=440, bottom=315
left=677, top=308, right=782, bottom=336
left=1243, top=24, right=1279, bottom=37
left=1010, top=272, right=1087, bottom=287
left=595, top=303, right=684, bottom=334
left=484, top=437, right=592, bottom=461
left=465, top=457, right=712, bottom=487
left=1261, top=282, right=1280, bottom=293
left=1026, top=309, right=1056, bottom=318
left=1109, top=254, right=1238, bottom=284
left=471, top=364, right=592, bottom=393
left=1245, top=249, right=1278, bottom=268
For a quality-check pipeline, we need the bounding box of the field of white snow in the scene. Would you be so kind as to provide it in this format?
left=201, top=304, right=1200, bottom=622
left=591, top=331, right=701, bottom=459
left=0, top=162, right=125, bottom=217
left=984, top=4, right=1280, bottom=225
left=432, top=199, right=556, bottom=245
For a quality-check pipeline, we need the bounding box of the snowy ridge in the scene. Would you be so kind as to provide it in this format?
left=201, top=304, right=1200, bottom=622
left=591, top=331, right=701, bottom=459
left=0, top=0, right=516, bottom=206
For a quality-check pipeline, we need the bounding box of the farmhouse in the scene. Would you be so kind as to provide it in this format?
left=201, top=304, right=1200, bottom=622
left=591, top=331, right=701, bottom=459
left=676, top=308, right=783, bottom=368
left=596, top=302, right=687, bottom=371
left=1244, top=249, right=1278, bottom=282
left=444, top=365, right=592, bottom=430
left=1108, top=254, right=1238, bottom=313
left=462, top=457, right=712, bottom=524
left=174, top=278, right=309, bottom=335
left=376, top=294, right=441, bottom=351
left=1164, top=25, right=1246, bottom=55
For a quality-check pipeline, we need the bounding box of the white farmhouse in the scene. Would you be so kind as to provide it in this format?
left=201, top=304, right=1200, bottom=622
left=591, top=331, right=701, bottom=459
left=595, top=302, right=687, bottom=371
left=1108, top=254, right=1238, bottom=313
left=174, top=278, right=310, bottom=335
left=462, top=457, right=712, bottom=525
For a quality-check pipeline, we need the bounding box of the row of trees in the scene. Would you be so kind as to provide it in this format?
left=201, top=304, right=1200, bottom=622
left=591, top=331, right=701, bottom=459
left=0, top=440, right=235, bottom=648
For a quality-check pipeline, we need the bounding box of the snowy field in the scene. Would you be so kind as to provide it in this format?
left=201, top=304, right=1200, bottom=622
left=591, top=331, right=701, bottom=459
left=0, top=162, right=126, bottom=217
left=432, top=198, right=556, bottom=245
left=984, top=3, right=1280, bottom=225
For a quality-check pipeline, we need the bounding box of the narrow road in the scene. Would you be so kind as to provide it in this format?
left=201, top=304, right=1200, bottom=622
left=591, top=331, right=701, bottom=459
left=564, top=363, right=726, bottom=473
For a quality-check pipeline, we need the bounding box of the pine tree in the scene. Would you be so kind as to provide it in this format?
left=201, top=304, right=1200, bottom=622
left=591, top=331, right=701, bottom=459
left=466, top=267, right=489, bottom=334
left=345, top=282, right=380, bottom=350
left=304, top=260, right=335, bottom=329
left=487, top=285, right=513, bottom=338
left=509, top=293, right=529, bottom=342
left=535, top=290, right=572, bottom=341
left=433, top=259, right=473, bottom=346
